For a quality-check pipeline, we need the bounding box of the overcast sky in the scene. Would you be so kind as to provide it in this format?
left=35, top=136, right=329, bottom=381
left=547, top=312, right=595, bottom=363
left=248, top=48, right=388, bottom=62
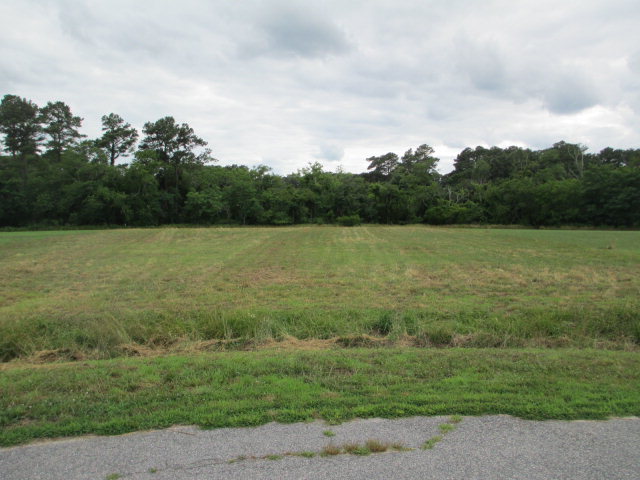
left=1, top=0, right=639, bottom=173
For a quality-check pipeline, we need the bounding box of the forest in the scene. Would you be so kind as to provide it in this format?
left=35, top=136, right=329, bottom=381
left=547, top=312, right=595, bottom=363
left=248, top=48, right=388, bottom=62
left=1, top=93, right=639, bottom=228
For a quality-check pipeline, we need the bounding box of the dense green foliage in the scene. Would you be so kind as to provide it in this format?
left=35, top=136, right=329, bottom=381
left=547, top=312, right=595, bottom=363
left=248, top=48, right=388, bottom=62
left=1, top=94, right=639, bottom=227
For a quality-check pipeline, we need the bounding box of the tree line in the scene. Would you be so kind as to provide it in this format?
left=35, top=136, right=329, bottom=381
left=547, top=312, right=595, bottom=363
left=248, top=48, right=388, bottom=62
left=1, top=94, right=639, bottom=227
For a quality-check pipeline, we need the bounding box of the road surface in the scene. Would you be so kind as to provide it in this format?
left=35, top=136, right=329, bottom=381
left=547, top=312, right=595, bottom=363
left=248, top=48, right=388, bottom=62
left=2, top=415, right=639, bottom=479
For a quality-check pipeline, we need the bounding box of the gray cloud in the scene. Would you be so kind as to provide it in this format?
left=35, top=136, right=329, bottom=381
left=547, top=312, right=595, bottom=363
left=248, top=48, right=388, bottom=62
left=542, top=74, right=600, bottom=114
left=316, top=143, right=344, bottom=163
left=240, top=2, right=350, bottom=59
left=455, top=38, right=508, bottom=93
left=1, top=0, right=639, bottom=174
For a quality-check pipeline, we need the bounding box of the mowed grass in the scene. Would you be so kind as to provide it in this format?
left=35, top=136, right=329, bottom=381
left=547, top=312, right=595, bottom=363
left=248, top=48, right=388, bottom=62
left=1, top=348, right=639, bottom=447
left=1, top=226, right=639, bottom=360
left=1, top=227, right=639, bottom=447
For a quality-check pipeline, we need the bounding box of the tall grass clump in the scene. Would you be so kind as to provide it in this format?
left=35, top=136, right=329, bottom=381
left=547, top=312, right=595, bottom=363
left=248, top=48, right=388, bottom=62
left=2, top=305, right=640, bottom=361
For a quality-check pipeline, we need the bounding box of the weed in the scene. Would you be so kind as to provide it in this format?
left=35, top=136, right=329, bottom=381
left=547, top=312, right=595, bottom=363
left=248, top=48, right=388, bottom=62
left=321, top=444, right=341, bottom=456
left=342, top=443, right=371, bottom=456
left=421, top=435, right=443, bottom=450
left=228, top=454, right=247, bottom=463
left=323, top=430, right=336, bottom=437
left=105, top=475, right=122, bottom=480
left=342, top=442, right=360, bottom=454
left=148, top=467, right=158, bottom=473
left=266, top=455, right=283, bottom=461
left=421, top=420, right=458, bottom=451
left=365, top=439, right=388, bottom=453
left=439, top=423, right=455, bottom=433
left=295, top=451, right=316, bottom=458
left=391, top=442, right=412, bottom=451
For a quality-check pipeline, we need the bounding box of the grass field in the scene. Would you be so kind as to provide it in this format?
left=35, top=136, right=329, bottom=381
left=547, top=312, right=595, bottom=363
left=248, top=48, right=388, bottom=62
left=1, top=226, right=639, bottom=446
left=1, top=226, right=638, bottom=360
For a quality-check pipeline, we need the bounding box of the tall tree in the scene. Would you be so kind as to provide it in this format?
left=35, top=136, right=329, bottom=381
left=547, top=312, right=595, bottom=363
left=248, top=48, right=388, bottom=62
left=366, top=152, right=399, bottom=181
left=39, top=101, right=84, bottom=161
left=552, top=141, right=589, bottom=179
left=139, top=116, right=211, bottom=189
left=399, top=144, right=440, bottom=182
left=98, top=113, right=139, bottom=166
left=0, top=94, right=42, bottom=181
left=401, top=144, right=437, bottom=171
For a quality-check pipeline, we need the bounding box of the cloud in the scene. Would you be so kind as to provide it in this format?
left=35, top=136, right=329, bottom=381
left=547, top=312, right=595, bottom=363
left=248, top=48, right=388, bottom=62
left=542, top=74, right=600, bottom=114
left=241, top=2, right=350, bottom=59
left=629, top=51, right=640, bottom=74
left=315, top=143, right=344, bottom=163
left=1, top=0, right=639, bottom=174
left=455, top=37, right=508, bottom=93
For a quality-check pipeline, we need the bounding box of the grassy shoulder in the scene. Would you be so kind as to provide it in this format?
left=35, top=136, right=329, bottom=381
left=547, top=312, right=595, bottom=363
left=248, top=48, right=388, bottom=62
left=1, top=348, right=639, bottom=447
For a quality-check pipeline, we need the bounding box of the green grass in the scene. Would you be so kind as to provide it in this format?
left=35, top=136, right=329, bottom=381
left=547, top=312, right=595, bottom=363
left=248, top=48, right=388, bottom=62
left=1, top=348, right=639, bottom=447
left=449, top=414, right=463, bottom=424
left=421, top=435, right=443, bottom=450
left=1, top=226, right=639, bottom=360
left=294, top=451, right=316, bottom=458
left=1, top=226, right=639, bottom=447
left=439, top=423, right=455, bottom=433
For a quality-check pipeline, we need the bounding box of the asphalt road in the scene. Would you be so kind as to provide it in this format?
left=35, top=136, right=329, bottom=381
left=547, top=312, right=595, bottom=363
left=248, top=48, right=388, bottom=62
left=2, top=415, right=639, bottom=480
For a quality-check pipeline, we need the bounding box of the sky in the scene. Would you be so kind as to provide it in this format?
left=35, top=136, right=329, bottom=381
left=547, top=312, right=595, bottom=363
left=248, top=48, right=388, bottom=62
left=1, top=0, right=639, bottom=174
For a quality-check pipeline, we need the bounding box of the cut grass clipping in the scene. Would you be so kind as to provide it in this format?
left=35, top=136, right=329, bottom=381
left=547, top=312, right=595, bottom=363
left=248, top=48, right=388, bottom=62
left=1, top=226, right=639, bottom=361
left=1, top=348, right=639, bottom=447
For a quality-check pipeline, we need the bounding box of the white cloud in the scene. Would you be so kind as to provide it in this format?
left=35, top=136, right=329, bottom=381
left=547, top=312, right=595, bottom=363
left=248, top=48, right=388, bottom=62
left=1, top=0, right=639, bottom=173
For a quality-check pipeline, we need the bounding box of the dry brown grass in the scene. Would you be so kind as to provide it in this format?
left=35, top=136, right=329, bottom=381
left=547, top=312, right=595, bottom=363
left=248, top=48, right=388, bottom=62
left=257, top=336, right=336, bottom=351
left=365, top=439, right=389, bottom=453
left=321, top=444, right=342, bottom=456
left=29, top=349, right=86, bottom=363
